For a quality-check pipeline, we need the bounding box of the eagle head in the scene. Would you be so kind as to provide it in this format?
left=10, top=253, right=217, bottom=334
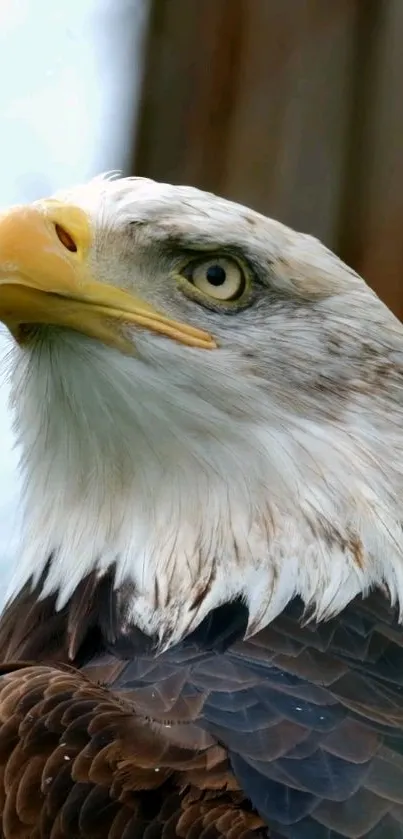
left=0, top=175, right=402, bottom=649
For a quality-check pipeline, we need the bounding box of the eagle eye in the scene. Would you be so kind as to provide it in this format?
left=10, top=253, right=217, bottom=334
left=181, top=256, right=246, bottom=302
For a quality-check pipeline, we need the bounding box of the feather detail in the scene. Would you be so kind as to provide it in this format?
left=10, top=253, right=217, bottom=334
left=0, top=663, right=264, bottom=839
left=2, top=578, right=403, bottom=835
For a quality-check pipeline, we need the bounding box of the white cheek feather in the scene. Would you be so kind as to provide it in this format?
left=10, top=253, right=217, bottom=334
left=6, top=319, right=403, bottom=649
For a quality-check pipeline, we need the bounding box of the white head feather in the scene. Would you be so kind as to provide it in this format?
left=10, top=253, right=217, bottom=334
left=5, top=175, right=403, bottom=647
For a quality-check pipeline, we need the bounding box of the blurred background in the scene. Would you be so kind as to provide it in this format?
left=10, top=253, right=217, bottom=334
left=0, top=0, right=402, bottom=592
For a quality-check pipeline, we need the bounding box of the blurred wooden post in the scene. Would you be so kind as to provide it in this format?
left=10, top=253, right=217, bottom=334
left=133, top=0, right=245, bottom=193
left=339, top=0, right=403, bottom=319
left=133, top=0, right=403, bottom=317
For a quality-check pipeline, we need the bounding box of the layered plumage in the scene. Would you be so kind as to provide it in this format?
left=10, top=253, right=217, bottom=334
left=0, top=176, right=403, bottom=837
left=0, top=660, right=264, bottom=839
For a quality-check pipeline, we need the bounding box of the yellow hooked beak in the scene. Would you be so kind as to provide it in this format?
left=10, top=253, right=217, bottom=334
left=0, top=200, right=216, bottom=352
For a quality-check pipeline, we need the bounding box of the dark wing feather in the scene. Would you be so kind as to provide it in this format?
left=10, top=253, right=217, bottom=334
left=1, top=570, right=403, bottom=838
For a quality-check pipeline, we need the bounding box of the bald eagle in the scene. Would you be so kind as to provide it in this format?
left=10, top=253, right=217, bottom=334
left=0, top=176, right=402, bottom=838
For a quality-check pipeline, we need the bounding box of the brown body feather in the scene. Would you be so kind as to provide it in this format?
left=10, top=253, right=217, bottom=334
left=0, top=572, right=266, bottom=839
left=0, top=662, right=263, bottom=839
left=1, top=572, right=403, bottom=837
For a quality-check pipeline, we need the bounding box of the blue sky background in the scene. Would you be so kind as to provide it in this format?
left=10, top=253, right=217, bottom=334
left=0, top=0, right=148, bottom=603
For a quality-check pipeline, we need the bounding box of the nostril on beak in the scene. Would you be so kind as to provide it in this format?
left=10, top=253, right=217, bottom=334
left=54, top=223, right=78, bottom=253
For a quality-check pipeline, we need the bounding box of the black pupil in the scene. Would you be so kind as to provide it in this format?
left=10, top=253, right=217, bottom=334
left=206, top=264, right=227, bottom=286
